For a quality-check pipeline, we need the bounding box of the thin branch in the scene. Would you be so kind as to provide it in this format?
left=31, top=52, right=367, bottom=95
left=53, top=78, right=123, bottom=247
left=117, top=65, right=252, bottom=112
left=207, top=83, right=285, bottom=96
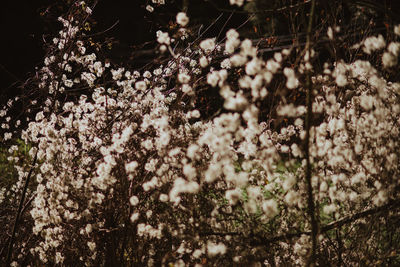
left=320, top=199, right=400, bottom=232
left=83, top=19, right=120, bottom=38
left=5, top=152, right=38, bottom=266
left=304, top=0, right=318, bottom=266
left=198, top=231, right=241, bottom=237
left=189, top=13, right=224, bottom=47
left=217, top=11, right=234, bottom=41
left=250, top=198, right=400, bottom=246
left=207, top=0, right=311, bottom=15
left=0, top=63, right=23, bottom=84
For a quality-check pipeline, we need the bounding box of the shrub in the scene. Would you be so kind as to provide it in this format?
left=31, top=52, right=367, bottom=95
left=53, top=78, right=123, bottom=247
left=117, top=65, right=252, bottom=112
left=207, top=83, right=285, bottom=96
left=2, top=0, right=400, bottom=266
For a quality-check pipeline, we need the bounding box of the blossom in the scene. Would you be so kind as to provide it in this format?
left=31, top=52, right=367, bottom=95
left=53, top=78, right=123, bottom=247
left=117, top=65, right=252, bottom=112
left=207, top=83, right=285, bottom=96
left=130, top=213, right=139, bottom=222
left=395, top=24, right=400, bottom=36
left=146, top=5, right=154, bottom=12
left=207, top=241, right=227, bottom=257
left=178, top=73, right=190, bottom=83
left=130, top=196, right=139, bottom=206
left=135, top=81, right=147, bottom=91
left=382, top=52, right=397, bottom=68
left=87, top=241, right=96, bottom=251
left=229, top=0, right=244, bottom=7
left=283, top=67, right=299, bottom=89
left=363, top=35, right=385, bottom=54
left=262, top=199, right=278, bottom=217
left=327, top=27, right=333, bottom=39
left=176, top=12, right=189, bottom=27
left=200, top=38, right=215, bottom=53
left=156, top=31, right=170, bottom=45
left=199, top=56, right=208, bottom=67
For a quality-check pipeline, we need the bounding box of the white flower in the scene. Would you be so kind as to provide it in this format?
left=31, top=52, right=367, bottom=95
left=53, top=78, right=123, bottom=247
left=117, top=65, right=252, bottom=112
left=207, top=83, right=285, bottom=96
left=320, top=181, right=328, bottom=192
left=225, top=189, right=241, bottom=205
left=382, top=52, right=397, bottom=68
left=55, top=252, right=64, bottom=264
left=274, top=52, right=282, bottom=62
left=363, top=35, right=385, bottom=54
left=111, top=68, right=124, bottom=80
left=199, top=56, right=208, bottom=68
left=81, top=72, right=96, bottom=86
left=182, top=84, right=193, bottom=94
left=335, top=74, right=347, bottom=87
left=229, top=0, right=244, bottom=7
left=323, top=204, right=336, bottom=214
left=200, top=38, right=215, bottom=53
left=225, top=29, right=240, bottom=54
left=388, top=42, right=400, bottom=56
left=178, top=73, right=191, bottom=83
left=230, top=54, right=246, bottom=66
left=359, top=95, right=374, bottom=110
left=207, top=71, right=220, bottom=87
left=64, top=79, right=74, bottom=88
left=266, top=59, right=280, bottom=73
left=135, top=81, right=147, bottom=91
left=146, top=5, right=154, bottom=12
left=240, top=39, right=253, bottom=56
left=262, top=199, right=278, bottom=217
left=87, top=241, right=96, bottom=251
left=176, top=12, right=189, bottom=27
left=327, top=27, right=333, bottom=40
left=156, top=31, right=170, bottom=45
left=207, top=241, right=227, bottom=257
left=282, top=174, right=296, bottom=191
left=125, top=161, right=138, bottom=173
left=395, top=24, right=400, bottom=36
left=285, top=191, right=299, bottom=206
left=169, top=178, right=199, bottom=204
left=143, top=71, right=152, bottom=78
left=159, top=194, right=169, bottom=202
left=186, top=144, right=199, bottom=159
left=192, top=249, right=203, bottom=259
left=130, top=213, right=139, bottom=222
left=284, top=67, right=299, bottom=89
left=226, top=29, right=239, bottom=40
left=183, top=164, right=196, bottom=180
left=245, top=59, right=261, bottom=75
left=224, top=92, right=248, bottom=111
left=130, top=196, right=139, bottom=206
left=220, top=58, right=231, bottom=69
left=85, top=224, right=93, bottom=234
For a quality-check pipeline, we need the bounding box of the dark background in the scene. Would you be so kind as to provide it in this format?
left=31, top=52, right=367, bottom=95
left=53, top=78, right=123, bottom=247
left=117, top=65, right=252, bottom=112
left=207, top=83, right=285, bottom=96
left=0, top=0, right=244, bottom=99
left=2, top=0, right=400, bottom=107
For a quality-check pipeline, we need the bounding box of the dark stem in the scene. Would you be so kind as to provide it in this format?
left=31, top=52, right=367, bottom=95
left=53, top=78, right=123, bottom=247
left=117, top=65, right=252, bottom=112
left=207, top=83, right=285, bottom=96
left=5, top=151, right=38, bottom=266
left=304, top=0, right=318, bottom=266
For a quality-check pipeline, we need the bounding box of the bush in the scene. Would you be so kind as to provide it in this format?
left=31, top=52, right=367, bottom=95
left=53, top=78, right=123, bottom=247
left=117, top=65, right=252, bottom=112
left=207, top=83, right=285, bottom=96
left=2, top=0, right=400, bottom=266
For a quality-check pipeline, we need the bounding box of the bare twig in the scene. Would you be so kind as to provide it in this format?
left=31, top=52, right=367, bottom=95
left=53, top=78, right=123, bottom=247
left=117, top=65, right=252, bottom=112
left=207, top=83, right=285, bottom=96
left=83, top=19, right=120, bottom=38
left=207, top=0, right=311, bottom=15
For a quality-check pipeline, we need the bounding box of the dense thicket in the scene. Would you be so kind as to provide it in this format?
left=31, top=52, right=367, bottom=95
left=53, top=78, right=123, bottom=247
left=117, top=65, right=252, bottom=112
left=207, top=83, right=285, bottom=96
left=1, top=0, right=400, bottom=266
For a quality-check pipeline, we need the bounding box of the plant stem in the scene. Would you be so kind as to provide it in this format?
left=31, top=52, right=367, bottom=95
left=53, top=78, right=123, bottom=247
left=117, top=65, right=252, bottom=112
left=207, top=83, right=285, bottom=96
left=304, top=0, right=318, bottom=266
